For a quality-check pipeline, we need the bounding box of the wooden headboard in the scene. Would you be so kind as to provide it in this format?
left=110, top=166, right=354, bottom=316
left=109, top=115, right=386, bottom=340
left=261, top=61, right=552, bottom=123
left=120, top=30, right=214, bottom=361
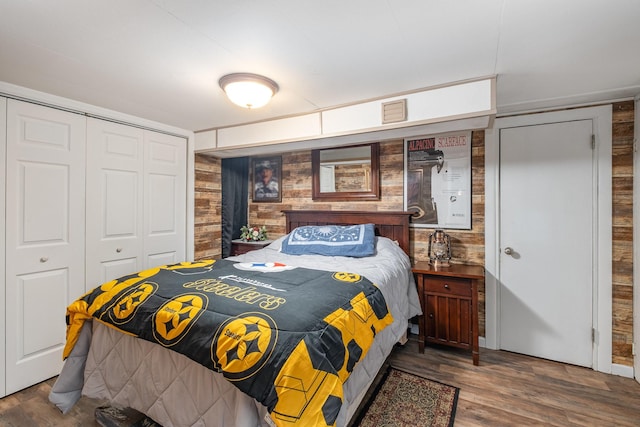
left=282, top=210, right=413, bottom=256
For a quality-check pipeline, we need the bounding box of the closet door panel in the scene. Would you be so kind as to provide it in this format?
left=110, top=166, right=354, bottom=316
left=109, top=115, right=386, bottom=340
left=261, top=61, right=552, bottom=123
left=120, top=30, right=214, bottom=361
left=103, top=170, right=139, bottom=236
left=16, top=162, right=68, bottom=260
left=147, top=252, right=179, bottom=268
left=144, top=131, right=187, bottom=268
left=20, top=270, right=68, bottom=353
left=100, top=258, right=139, bottom=283
left=86, top=118, right=144, bottom=288
left=5, top=99, right=86, bottom=395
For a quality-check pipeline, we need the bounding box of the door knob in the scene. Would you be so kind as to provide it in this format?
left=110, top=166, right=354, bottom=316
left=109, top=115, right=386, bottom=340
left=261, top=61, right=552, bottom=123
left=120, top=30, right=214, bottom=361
left=504, top=247, right=513, bottom=255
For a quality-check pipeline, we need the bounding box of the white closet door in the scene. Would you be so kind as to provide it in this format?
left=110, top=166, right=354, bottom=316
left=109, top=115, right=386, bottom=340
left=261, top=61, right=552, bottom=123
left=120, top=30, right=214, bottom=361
left=86, top=121, right=186, bottom=285
left=499, top=120, right=594, bottom=367
left=144, top=131, right=187, bottom=268
left=86, top=118, right=144, bottom=288
left=5, top=100, right=86, bottom=395
left=0, top=97, right=6, bottom=397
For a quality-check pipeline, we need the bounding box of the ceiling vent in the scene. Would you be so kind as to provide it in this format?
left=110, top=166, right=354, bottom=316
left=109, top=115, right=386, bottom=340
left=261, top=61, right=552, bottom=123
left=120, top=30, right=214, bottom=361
left=381, top=99, right=407, bottom=124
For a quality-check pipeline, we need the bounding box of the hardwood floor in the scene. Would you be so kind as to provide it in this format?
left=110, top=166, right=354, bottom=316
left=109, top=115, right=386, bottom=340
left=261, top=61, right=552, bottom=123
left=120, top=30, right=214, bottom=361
left=1, top=336, right=639, bottom=426
left=0, top=376, right=103, bottom=426
left=389, top=338, right=640, bottom=427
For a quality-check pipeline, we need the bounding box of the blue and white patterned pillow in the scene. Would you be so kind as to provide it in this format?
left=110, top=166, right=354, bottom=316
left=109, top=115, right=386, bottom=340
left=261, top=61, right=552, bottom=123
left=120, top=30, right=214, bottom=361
left=281, top=223, right=376, bottom=257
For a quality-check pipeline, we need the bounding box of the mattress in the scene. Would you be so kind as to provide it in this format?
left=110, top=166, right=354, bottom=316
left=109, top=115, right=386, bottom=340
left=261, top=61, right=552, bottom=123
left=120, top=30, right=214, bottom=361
left=50, top=236, right=421, bottom=427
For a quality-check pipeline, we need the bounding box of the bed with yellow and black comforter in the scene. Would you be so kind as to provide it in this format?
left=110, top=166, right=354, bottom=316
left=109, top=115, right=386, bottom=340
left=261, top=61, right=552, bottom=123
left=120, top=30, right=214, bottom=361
left=61, top=258, right=393, bottom=427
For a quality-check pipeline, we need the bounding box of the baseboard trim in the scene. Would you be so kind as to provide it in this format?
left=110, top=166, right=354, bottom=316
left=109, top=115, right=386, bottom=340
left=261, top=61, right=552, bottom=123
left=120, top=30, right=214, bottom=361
left=611, top=363, right=634, bottom=378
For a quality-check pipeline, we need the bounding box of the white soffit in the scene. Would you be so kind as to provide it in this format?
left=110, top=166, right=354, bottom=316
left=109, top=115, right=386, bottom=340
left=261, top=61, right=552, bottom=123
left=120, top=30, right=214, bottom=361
left=197, top=76, right=496, bottom=156
left=203, top=116, right=491, bottom=158
left=322, top=78, right=494, bottom=135
left=217, top=113, right=321, bottom=149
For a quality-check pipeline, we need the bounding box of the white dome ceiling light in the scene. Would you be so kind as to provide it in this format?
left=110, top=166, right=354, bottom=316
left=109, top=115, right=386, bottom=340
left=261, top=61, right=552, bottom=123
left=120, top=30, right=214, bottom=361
left=219, top=73, right=279, bottom=109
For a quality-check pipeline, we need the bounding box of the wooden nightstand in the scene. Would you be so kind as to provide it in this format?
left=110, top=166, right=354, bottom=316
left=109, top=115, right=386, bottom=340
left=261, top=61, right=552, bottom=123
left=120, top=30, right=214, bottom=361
left=231, top=239, right=272, bottom=256
left=412, top=262, right=484, bottom=365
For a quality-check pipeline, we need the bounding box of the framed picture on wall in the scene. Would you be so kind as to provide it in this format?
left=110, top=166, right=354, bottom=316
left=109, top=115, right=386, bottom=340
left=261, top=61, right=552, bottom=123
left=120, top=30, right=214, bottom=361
left=403, top=131, right=472, bottom=229
left=252, top=155, right=282, bottom=202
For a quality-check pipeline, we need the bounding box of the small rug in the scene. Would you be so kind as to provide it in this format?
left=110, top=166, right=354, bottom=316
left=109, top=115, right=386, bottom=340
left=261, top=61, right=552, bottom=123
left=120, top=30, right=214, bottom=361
left=351, top=366, right=459, bottom=427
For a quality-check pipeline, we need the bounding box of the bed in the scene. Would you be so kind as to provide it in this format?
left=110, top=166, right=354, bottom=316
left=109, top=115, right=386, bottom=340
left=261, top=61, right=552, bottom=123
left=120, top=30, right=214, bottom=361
left=50, top=210, right=420, bottom=427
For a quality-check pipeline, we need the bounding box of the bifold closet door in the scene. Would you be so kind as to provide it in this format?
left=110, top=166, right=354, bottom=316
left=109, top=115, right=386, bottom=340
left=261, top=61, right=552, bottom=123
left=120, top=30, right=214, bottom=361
left=5, top=99, right=86, bottom=395
left=86, top=118, right=145, bottom=288
left=86, top=119, right=187, bottom=287
left=143, top=130, right=187, bottom=267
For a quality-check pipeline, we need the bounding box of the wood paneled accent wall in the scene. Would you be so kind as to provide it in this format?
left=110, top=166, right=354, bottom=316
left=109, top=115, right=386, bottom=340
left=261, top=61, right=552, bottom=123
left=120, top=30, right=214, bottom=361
left=194, top=100, right=634, bottom=366
left=612, top=100, right=634, bottom=366
left=194, top=154, right=221, bottom=260
left=244, top=135, right=485, bottom=262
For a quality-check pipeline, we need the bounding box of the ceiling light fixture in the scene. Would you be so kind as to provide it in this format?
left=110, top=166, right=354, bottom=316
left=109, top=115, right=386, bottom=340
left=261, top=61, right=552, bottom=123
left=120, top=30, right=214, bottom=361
left=219, top=73, right=279, bottom=109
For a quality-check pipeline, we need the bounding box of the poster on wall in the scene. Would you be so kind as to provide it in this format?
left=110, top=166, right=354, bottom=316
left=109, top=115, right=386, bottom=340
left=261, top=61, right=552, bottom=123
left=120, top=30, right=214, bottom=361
left=252, top=155, right=282, bottom=202
left=404, top=131, right=472, bottom=229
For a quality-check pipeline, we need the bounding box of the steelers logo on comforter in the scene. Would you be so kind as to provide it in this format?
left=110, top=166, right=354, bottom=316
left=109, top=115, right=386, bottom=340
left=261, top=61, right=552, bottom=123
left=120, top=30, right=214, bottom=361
left=153, top=293, right=209, bottom=347
left=211, top=312, right=278, bottom=381
left=332, top=272, right=362, bottom=283
left=107, top=281, right=158, bottom=325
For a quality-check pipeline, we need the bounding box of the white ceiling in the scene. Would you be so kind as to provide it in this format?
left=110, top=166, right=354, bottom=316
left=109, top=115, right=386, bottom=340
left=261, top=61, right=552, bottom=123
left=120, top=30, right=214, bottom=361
left=1, top=0, right=639, bottom=132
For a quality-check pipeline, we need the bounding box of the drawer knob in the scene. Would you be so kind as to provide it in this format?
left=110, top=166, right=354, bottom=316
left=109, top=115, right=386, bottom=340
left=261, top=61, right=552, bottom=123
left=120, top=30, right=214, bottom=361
left=429, top=314, right=434, bottom=318
left=116, top=248, right=123, bottom=253
left=444, top=284, right=450, bottom=289
left=40, top=256, right=48, bottom=263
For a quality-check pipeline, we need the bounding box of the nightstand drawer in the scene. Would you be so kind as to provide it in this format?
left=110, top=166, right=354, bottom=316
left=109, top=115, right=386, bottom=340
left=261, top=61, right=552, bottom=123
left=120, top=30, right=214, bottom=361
left=424, top=277, right=471, bottom=297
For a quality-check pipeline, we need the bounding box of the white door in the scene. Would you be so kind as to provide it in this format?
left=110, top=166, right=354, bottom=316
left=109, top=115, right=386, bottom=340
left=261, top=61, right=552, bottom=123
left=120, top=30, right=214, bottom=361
left=5, top=100, right=86, bottom=394
left=143, top=130, right=187, bottom=267
left=86, top=118, right=145, bottom=288
left=499, top=120, right=594, bottom=367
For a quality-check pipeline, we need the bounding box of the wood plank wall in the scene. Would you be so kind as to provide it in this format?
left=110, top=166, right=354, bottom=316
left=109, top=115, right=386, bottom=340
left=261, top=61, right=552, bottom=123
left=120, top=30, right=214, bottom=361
left=194, top=100, right=634, bottom=367
left=612, top=100, right=634, bottom=366
left=194, top=154, right=221, bottom=260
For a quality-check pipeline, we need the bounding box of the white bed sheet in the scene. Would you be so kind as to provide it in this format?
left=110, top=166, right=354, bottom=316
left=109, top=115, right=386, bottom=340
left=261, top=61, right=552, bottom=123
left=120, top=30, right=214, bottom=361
left=51, top=236, right=421, bottom=427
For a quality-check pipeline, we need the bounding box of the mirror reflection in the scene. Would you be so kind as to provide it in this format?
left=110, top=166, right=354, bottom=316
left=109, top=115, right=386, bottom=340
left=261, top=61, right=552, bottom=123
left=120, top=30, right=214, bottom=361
left=319, top=146, right=372, bottom=193
left=312, top=142, right=380, bottom=201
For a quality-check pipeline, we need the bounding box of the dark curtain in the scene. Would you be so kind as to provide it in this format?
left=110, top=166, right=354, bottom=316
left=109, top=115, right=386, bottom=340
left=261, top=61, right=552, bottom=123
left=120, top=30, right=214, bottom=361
left=221, top=157, right=249, bottom=258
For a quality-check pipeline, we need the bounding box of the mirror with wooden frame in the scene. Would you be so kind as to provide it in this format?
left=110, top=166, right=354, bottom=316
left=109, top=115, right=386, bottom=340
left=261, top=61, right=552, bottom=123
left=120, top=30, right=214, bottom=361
left=312, top=142, right=380, bottom=201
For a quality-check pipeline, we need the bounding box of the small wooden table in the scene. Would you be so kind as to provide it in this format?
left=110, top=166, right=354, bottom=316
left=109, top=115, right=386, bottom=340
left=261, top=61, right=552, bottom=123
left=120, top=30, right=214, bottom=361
left=412, top=262, right=484, bottom=365
left=231, top=239, right=272, bottom=256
